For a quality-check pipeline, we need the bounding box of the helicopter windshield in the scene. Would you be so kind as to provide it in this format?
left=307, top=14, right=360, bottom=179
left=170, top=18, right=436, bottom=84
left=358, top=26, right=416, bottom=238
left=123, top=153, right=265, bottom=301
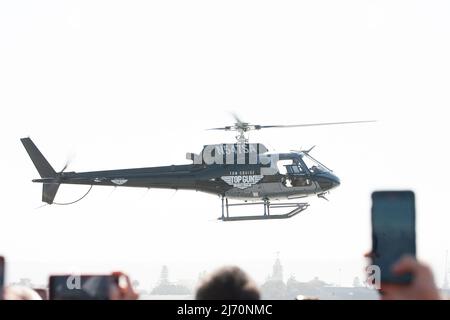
left=300, top=152, right=332, bottom=174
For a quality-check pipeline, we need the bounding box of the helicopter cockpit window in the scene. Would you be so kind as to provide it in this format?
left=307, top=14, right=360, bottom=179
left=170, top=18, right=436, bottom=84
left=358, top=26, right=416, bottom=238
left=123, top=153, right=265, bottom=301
left=300, top=153, right=332, bottom=174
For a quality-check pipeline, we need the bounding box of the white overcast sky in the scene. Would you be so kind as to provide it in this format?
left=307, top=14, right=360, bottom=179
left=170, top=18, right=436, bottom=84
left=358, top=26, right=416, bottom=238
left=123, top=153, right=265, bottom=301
left=1, top=0, right=449, bottom=290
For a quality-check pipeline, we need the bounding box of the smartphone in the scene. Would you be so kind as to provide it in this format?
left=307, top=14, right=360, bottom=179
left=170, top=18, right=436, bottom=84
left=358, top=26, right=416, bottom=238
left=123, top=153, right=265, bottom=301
left=49, top=275, right=119, bottom=300
left=0, top=256, right=4, bottom=300
left=371, top=191, right=416, bottom=283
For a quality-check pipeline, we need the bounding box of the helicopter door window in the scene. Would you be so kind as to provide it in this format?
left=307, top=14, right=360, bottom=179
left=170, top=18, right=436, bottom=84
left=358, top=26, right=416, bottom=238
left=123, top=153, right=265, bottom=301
left=292, top=166, right=301, bottom=174
left=286, top=166, right=294, bottom=174
left=285, top=165, right=304, bottom=175
left=277, top=160, right=293, bottom=175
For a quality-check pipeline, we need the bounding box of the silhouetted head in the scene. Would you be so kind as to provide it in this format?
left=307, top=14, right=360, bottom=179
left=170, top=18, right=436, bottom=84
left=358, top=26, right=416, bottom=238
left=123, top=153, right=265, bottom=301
left=196, top=266, right=260, bottom=300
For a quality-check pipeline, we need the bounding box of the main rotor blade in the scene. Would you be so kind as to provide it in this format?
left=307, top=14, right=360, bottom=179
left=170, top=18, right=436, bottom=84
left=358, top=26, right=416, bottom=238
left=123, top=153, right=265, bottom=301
left=231, top=112, right=244, bottom=125
left=206, top=120, right=376, bottom=131
left=206, top=126, right=233, bottom=131
left=258, top=120, right=377, bottom=129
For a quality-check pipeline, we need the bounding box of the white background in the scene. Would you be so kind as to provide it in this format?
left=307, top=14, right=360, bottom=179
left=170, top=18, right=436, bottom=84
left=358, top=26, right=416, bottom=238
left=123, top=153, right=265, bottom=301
left=1, top=0, right=449, bottom=291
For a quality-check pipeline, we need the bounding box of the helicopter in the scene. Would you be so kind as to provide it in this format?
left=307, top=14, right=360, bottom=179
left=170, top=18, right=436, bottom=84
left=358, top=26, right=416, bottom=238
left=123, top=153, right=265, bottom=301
left=21, top=116, right=375, bottom=221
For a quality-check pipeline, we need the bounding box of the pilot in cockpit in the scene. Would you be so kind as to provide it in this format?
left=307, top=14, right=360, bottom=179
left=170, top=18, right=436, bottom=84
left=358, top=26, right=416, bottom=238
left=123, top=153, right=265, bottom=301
left=310, top=165, right=319, bottom=174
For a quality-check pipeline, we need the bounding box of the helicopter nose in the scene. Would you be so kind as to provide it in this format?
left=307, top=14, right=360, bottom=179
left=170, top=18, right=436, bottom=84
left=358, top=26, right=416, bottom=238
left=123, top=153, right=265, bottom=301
left=316, top=173, right=340, bottom=191
left=331, top=175, right=340, bottom=189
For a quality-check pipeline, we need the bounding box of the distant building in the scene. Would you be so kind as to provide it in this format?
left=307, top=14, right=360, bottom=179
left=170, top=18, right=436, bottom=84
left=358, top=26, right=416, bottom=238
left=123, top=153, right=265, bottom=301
left=270, top=255, right=283, bottom=282
left=131, top=280, right=149, bottom=296
left=286, top=276, right=377, bottom=300
left=260, top=256, right=378, bottom=300
left=261, top=254, right=288, bottom=299
left=353, top=276, right=362, bottom=288
left=150, top=265, right=191, bottom=295
left=159, top=265, right=170, bottom=286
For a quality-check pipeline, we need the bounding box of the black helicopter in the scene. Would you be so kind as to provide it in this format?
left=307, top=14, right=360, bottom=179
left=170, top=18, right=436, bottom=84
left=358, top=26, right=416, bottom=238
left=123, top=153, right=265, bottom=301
left=21, top=116, right=374, bottom=221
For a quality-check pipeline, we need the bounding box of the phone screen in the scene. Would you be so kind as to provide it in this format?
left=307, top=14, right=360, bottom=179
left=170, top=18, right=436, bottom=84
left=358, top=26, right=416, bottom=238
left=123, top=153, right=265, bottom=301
left=0, top=256, right=4, bottom=300
left=371, top=191, right=416, bottom=283
left=49, top=275, right=117, bottom=300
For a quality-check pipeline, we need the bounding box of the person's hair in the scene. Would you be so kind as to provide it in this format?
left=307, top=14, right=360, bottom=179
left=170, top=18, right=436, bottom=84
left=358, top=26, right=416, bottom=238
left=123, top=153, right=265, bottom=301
left=196, top=266, right=260, bottom=300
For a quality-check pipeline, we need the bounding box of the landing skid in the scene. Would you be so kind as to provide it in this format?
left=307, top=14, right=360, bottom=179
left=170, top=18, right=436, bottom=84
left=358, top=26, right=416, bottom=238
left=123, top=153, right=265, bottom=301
left=219, top=198, right=309, bottom=222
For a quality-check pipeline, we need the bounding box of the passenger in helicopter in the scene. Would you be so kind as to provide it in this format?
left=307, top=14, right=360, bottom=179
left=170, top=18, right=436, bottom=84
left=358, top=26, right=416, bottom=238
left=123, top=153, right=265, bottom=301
left=284, top=175, right=309, bottom=188
left=282, top=176, right=293, bottom=187
left=292, top=176, right=309, bottom=187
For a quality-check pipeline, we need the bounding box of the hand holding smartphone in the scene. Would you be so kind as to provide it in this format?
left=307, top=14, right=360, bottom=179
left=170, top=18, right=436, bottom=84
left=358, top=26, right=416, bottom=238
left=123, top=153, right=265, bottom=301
left=49, top=274, right=120, bottom=300
left=371, top=191, right=416, bottom=284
